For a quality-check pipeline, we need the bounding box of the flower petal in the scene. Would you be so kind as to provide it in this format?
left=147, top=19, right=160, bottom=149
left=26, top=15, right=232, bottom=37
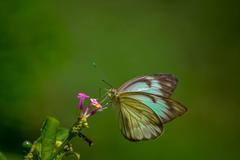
left=77, top=92, right=89, bottom=110
left=77, top=92, right=89, bottom=100
left=90, top=98, right=102, bottom=109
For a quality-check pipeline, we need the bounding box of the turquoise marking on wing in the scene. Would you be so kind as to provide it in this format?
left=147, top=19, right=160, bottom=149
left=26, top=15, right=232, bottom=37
left=136, top=79, right=164, bottom=95
left=118, top=74, right=178, bottom=97
left=128, top=94, right=186, bottom=123
left=129, top=94, right=170, bottom=121
left=143, top=89, right=163, bottom=95
left=119, top=77, right=164, bottom=96
left=124, top=82, right=150, bottom=92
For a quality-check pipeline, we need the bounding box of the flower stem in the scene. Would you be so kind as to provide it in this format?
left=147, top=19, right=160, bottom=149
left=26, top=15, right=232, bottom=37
left=50, top=131, right=75, bottom=160
left=50, top=117, right=90, bottom=160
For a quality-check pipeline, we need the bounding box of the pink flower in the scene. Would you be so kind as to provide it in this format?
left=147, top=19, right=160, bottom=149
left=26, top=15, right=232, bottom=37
left=76, top=92, right=104, bottom=118
left=89, top=98, right=102, bottom=116
left=77, top=93, right=89, bottom=110
left=90, top=98, right=102, bottom=109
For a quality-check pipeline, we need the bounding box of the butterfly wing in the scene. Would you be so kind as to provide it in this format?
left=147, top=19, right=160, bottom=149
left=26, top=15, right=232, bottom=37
left=118, top=73, right=177, bottom=97
left=117, top=95, right=163, bottom=141
left=112, top=73, right=187, bottom=141
left=120, top=92, right=187, bottom=124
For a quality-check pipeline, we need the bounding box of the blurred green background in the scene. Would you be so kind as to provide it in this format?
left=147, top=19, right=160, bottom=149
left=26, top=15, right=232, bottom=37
left=0, top=0, right=239, bottom=159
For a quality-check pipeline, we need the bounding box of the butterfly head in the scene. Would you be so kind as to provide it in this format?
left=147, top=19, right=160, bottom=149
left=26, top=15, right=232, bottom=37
left=107, top=88, right=118, bottom=102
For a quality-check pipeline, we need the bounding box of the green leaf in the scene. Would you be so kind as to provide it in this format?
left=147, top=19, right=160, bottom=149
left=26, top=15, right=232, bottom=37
left=40, top=116, right=60, bottom=160
left=56, top=127, right=69, bottom=142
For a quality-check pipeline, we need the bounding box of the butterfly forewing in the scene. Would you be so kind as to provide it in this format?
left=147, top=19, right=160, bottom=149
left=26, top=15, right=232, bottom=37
left=118, top=73, right=178, bottom=97
left=118, top=96, right=163, bottom=141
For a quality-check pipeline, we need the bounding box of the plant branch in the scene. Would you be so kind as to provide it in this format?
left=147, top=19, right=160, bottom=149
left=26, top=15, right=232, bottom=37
left=77, top=132, right=93, bottom=146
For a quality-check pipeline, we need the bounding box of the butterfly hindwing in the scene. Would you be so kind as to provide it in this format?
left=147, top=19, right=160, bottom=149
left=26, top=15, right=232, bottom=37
left=117, top=96, right=163, bottom=141
left=118, top=73, right=178, bottom=97
left=122, top=93, right=187, bottom=123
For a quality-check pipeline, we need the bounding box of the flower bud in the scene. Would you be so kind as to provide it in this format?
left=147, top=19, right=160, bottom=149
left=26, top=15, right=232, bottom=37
left=22, top=140, right=32, bottom=149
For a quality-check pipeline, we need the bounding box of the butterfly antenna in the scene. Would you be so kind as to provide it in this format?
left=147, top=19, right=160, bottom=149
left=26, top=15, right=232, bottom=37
left=102, top=79, right=113, bottom=88
left=91, top=61, right=112, bottom=87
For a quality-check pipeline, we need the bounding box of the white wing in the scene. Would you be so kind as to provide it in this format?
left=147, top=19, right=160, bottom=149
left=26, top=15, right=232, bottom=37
left=118, top=96, right=163, bottom=141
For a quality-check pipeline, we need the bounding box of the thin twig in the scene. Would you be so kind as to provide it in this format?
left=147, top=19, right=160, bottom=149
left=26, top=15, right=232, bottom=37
left=77, top=132, right=94, bottom=146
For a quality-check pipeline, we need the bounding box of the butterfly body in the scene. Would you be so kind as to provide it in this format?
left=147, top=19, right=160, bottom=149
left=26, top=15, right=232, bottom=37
left=108, top=74, right=187, bottom=141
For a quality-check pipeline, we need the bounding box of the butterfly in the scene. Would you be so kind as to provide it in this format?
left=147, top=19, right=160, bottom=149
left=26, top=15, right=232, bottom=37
left=107, top=73, right=187, bottom=141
